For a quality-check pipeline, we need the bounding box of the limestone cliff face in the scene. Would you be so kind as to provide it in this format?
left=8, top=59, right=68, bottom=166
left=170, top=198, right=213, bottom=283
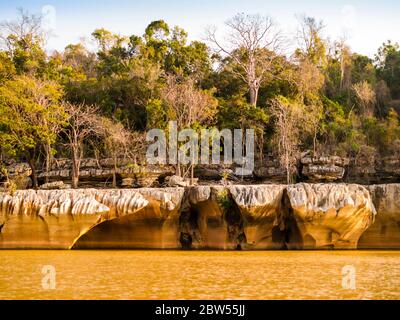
left=71, top=187, right=185, bottom=249
left=228, top=185, right=286, bottom=249
left=359, top=184, right=400, bottom=248
left=0, top=189, right=151, bottom=249
left=0, top=183, right=392, bottom=250
left=179, top=186, right=228, bottom=249
left=286, top=184, right=376, bottom=249
left=177, top=185, right=287, bottom=250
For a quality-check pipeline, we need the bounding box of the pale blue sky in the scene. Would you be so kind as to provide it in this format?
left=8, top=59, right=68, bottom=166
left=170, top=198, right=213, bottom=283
left=0, top=0, right=398, bottom=57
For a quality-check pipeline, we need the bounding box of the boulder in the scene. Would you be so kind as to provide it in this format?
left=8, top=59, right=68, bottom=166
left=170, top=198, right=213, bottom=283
left=165, top=175, right=198, bottom=187
left=301, top=156, right=349, bottom=182
left=253, top=156, right=287, bottom=183
left=40, top=181, right=69, bottom=190
left=121, top=178, right=135, bottom=188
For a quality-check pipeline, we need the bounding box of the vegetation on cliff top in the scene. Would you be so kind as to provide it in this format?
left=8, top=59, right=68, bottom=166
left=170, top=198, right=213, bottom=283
left=0, top=9, right=400, bottom=188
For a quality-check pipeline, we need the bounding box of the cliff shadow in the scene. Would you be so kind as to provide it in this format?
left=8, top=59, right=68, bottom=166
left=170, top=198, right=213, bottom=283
left=281, top=188, right=304, bottom=250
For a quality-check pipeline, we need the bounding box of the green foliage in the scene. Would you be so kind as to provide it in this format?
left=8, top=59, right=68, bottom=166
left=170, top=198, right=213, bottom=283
left=146, top=99, right=167, bottom=129
left=376, top=41, right=400, bottom=99
left=0, top=52, right=16, bottom=82
left=1, top=8, right=400, bottom=183
left=216, top=188, right=233, bottom=213
left=218, top=95, right=269, bottom=131
left=0, top=76, right=65, bottom=157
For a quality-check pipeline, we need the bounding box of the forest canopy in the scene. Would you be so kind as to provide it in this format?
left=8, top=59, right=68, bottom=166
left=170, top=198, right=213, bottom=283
left=1, top=9, right=400, bottom=187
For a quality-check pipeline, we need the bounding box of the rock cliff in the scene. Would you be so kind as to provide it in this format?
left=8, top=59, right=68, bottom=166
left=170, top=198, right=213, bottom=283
left=358, top=184, right=400, bottom=248
left=228, top=185, right=286, bottom=249
left=0, top=183, right=397, bottom=250
left=0, top=188, right=183, bottom=249
left=286, top=184, right=376, bottom=249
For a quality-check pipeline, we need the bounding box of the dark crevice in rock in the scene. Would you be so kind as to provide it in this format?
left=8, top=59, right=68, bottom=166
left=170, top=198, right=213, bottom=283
left=281, top=188, right=303, bottom=250
left=271, top=226, right=287, bottom=250
left=179, top=232, right=192, bottom=249
left=176, top=186, right=304, bottom=250
left=219, top=190, right=247, bottom=249
left=179, top=205, right=201, bottom=249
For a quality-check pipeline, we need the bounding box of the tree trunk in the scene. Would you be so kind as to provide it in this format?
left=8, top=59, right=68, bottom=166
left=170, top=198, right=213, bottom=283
left=71, top=174, right=78, bottom=189
left=249, top=85, right=258, bottom=106
left=44, top=140, right=51, bottom=184
left=27, top=156, right=38, bottom=189
left=176, top=163, right=181, bottom=177
left=313, top=130, right=317, bottom=156
left=71, top=149, right=79, bottom=189
left=112, top=155, right=117, bottom=188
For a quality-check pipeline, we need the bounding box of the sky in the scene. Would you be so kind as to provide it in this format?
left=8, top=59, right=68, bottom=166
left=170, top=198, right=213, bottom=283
left=0, top=0, right=399, bottom=58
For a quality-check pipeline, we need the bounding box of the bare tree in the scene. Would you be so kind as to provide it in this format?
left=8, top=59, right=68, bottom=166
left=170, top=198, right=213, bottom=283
left=0, top=8, right=45, bottom=54
left=337, top=37, right=352, bottom=93
left=62, top=102, right=101, bottom=189
left=98, top=117, right=145, bottom=188
left=162, top=74, right=217, bottom=182
left=295, top=15, right=326, bottom=67
left=162, top=74, right=217, bottom=130
left=270, top=98, right=302, bottom=184
left=293, top=59, right=325, bottom=100
left=353, top=81, right=376, bottom=116
left=206, top=13, right=283, bottom=106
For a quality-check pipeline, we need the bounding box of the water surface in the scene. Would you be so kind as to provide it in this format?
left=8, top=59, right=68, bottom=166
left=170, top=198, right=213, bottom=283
left=0, top=250, right=399, bottom=300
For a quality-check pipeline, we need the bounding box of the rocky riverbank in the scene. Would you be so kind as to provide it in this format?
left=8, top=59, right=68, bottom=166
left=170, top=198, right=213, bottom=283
left=1, top=183, right=398, bottom=250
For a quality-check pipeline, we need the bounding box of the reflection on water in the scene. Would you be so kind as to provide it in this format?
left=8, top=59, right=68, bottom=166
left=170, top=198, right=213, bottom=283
left=0, top=250, right=399, bottom=300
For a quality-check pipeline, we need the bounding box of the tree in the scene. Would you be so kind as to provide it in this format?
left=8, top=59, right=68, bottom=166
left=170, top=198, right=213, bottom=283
left=293, top=59, right=325, bottom=101
left=62, top=43, right=97, bottom=79
left=295, top=15, right=327, bottom=68
left=142, top=20, right=211, bottom=78
left=160, top=74, right=218, bottom=180
left=217, top=95, right=269, bottom=160
left=269, top=97, right=303, bottom=183
left=375, top=41, right=400, bottom=99
left=353, top=81, right=376, bottom=116
left=98, top=117, right=144, bottom=187
left=375, top=80, right=391, bottom=116
left=0, top=51, right=16, bottom=82
left=0, top=8, right=47, bottom=76
left=206, top=13, right=283, bottom=106
left=61, top=102, right=101, bottom=188
left=337, top=39, right=352, bottom=93
left=161, top=74, right=217, bottom=130
left=0, top=75, right=64, bottom=187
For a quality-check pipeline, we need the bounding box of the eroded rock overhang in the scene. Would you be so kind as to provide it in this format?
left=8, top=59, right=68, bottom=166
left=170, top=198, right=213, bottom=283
left=0, top=183, right=397, bottom=249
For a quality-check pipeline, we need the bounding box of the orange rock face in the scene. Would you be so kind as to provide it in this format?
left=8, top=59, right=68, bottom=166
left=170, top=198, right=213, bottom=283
left=1, top=184, right=395, bottom=250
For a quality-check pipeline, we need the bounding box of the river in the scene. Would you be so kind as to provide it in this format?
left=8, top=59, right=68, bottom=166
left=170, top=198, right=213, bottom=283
left=0, top=250, right=399, bottom=300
